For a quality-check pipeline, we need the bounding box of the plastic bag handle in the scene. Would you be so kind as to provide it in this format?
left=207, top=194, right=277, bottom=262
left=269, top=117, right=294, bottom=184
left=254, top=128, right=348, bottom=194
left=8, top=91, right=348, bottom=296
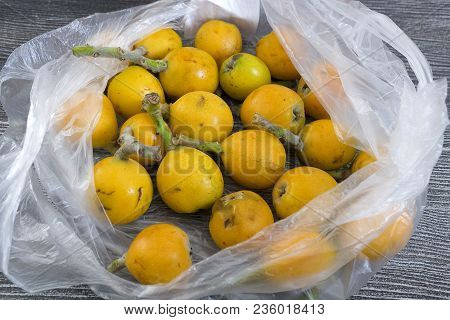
left=334, top=0, right=433, bottom=86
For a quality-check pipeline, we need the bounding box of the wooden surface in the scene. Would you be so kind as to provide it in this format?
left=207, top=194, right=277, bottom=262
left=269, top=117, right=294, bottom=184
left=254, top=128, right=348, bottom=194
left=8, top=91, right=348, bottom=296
left=0, top=0, right=449, bottom=300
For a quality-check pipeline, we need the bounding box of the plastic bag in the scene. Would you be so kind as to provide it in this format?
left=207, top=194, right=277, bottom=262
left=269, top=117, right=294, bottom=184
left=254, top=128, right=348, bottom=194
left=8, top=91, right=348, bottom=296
left=0, top=0, right=447, bottom=299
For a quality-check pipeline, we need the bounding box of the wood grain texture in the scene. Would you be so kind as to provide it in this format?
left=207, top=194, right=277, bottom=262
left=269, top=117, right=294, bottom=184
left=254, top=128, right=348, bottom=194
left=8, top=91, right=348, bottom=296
left=0, top=0, right=449, bottom=300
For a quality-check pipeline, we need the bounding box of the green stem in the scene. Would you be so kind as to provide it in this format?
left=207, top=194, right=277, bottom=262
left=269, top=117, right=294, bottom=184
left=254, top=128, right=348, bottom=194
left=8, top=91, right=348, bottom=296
left=160, top=102, right=170, bottom=121
left=114, top=126, right=162, bottom=162
left=72, top=45, right=168, bottom=73
left=172, top=134, right=223, bottom=154
left=252, top=113, right=303, bottom=152
left=142, top=93, right=174, bottom=153
left=107, top=254, right=126, bottom=273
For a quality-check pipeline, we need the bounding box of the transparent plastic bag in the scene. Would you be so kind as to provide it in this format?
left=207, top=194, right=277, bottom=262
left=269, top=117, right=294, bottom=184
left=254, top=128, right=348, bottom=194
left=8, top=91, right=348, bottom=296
left=0, top=0, right=447, bottom=299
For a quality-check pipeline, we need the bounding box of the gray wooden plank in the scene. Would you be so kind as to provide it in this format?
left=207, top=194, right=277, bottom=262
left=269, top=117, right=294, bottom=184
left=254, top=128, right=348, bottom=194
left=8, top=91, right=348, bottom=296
left=0, top=0, right=449, bottom=300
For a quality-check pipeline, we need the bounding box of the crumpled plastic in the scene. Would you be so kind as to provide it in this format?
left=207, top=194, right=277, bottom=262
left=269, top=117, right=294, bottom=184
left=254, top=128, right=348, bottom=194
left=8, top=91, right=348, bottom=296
left=0, top=0, right=447, bottom=299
